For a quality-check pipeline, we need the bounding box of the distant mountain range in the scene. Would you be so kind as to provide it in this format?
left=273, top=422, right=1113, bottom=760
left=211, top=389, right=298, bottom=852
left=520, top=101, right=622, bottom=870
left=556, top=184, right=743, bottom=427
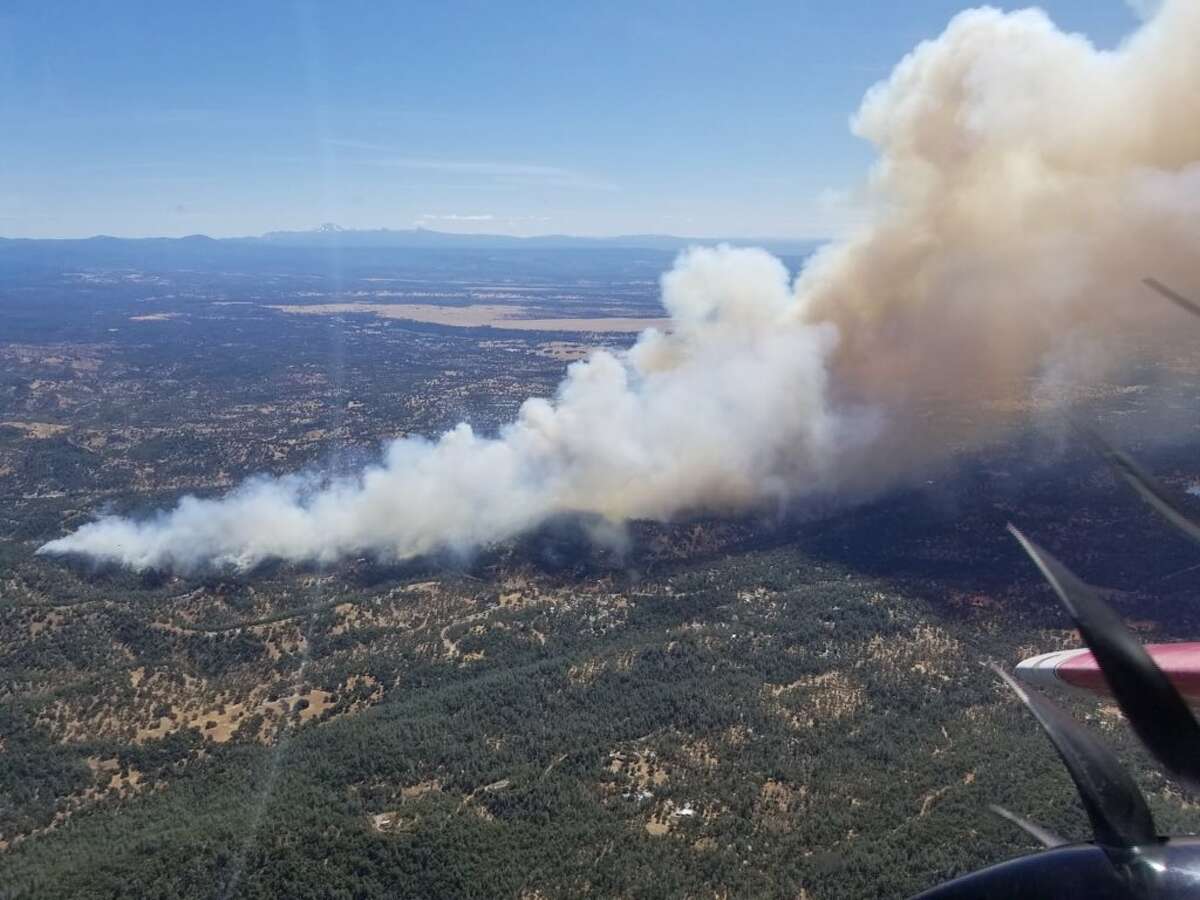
left=257, top=225, right=824, bottom=256
left=0, top=226, right=824, bottom=272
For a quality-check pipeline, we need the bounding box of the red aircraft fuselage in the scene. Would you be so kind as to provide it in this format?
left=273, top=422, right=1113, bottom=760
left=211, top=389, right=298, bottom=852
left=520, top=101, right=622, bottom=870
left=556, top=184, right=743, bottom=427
left=1016, top=642, right=1200, bottom=705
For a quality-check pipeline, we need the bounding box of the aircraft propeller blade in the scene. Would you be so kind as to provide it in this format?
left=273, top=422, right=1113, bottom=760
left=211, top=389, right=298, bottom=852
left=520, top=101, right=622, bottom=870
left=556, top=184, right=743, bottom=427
left=988, top=804, right=1067, bottom=849
left=993, top=665, right=1156, bottom=850
left=1082, top=428, right=1200, bottom=549
left=1144, top=277, right=1200, bottom=319
left=1009, top=526, right=1200, bottom=794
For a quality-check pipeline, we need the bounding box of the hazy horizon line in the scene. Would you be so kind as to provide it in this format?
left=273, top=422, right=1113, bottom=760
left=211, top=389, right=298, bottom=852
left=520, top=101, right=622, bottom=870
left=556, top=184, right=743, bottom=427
left=0, top=225, right=832, bottom=245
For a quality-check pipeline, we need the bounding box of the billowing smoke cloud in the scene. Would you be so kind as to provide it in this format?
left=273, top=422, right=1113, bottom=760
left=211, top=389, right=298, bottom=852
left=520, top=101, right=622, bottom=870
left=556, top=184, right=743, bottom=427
left=794, top=0, right=1200, bottom=480
left=44, top=247, right=859, bottom=570
left=40, top=2, right=1200, bottom=571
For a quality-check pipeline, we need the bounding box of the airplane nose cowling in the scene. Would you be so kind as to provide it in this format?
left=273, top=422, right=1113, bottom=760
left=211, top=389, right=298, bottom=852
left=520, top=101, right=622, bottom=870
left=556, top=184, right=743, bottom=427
left=1017, top=643, right=1200, bottom=706
left=1015, top=648, right=1091, bottom=694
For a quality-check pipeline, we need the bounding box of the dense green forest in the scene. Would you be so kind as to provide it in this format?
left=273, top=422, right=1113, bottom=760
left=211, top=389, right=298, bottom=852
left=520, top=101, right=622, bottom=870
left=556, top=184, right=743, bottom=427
left=6, top=521, right=1200, bottom=899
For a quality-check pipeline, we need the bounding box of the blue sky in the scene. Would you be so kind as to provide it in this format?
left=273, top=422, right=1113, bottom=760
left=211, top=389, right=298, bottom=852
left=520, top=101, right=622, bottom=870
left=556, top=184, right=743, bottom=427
left=0, top=1, right=1143, bottom=239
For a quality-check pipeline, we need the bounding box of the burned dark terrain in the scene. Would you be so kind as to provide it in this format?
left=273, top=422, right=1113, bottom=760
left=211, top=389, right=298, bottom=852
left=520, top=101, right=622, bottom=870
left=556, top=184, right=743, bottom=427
left=3, top=248, right=1200, bottom=899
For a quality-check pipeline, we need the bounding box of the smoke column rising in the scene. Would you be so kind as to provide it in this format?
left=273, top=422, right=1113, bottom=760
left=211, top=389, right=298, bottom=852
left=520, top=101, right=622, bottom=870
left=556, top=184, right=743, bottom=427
left=40, top=2, right=1200, bottom=571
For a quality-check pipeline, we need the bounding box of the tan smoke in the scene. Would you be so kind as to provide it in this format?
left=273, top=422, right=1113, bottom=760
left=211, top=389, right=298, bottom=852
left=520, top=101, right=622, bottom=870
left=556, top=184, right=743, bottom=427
left=40, top=2, right=1200, bottom=570
left=795, top=1, right=1200, bottom=482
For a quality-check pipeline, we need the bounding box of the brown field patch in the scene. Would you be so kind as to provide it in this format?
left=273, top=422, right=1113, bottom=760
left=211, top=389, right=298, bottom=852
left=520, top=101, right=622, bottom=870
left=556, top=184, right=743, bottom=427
left=863, top=624, right=961, bottom=681
left=917, top=785, right=952, bottom=817
left=681, top=739, right=720, bottom=770
left=609, top=748, right=668, bottom=792
left=401, top=779, right=442, bottom=800
left=268, top=302, right=666, bottom=333
left=42, top=668, right=361, bottom=746
left=755, top=779, right=807, bottom=832
left=644, top=817, right=671, bottom=837
left=370, top=811, right=419, bottom=833
left=763, top=670, right=866, bottom=728
left=28, top=611, right=65, bottom=637
left=1, top=421, right=69, bottom=439
left=644, top=800, right=700, bottom=837
left=568, top=657, right=605, bottom=685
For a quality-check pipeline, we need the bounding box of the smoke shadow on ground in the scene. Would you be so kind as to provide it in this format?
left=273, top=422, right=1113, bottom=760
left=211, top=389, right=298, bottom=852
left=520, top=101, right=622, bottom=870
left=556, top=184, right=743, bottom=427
left=790, top=429, right=1200, bottom=635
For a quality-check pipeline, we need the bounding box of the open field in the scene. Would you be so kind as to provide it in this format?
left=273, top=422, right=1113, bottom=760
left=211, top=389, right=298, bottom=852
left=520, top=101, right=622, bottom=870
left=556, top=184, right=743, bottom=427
left=268, top=302, right=668, bottom=333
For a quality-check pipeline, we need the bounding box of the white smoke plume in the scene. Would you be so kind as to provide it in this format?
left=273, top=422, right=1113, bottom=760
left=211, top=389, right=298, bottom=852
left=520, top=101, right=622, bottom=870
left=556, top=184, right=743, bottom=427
left=40, top=2, right=1200, bottom=571
left=45, top=248, right=854, bottom=570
